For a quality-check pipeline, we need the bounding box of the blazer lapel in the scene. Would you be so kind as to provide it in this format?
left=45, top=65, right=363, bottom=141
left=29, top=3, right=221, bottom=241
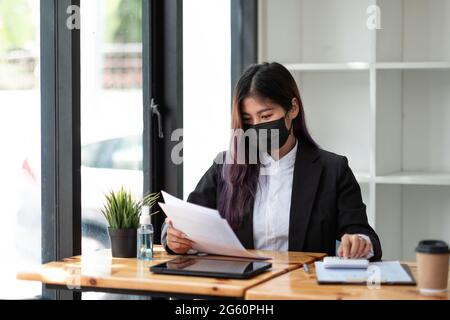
left=288, top=141, right=322, bottom=251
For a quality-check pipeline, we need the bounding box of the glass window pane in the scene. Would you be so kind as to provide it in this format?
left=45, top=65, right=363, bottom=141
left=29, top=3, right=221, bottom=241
left=80, top=0, right=143, bottom=255
left=0, top=0, right=41, bottom=299
left=81, top=0, right=143, bottom=300
left=183, top=0, right=231, bottom=199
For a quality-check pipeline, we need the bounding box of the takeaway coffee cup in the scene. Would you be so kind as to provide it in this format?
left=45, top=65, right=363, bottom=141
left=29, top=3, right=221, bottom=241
left=415, top=240, right=450, bottom=295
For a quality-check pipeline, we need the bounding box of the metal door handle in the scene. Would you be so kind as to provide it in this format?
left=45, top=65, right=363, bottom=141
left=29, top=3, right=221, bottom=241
left=151, top=99, right=164, bottom=139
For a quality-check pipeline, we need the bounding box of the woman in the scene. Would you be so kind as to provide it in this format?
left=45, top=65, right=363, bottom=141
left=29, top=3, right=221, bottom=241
left=161, top=62, right=382, bottom=261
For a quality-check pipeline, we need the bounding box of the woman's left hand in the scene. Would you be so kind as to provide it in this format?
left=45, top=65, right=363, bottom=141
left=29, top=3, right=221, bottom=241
left=337, top=234, right=372, bottom=259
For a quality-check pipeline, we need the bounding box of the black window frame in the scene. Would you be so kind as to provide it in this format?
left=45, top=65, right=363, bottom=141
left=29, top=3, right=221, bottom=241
left=144, top=0, right=183, bottom=244
left=231, top=0, right=258, bottom=93
left=41, top=0, right=81, bottom=300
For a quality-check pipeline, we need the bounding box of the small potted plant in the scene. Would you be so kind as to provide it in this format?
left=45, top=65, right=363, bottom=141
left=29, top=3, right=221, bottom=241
left=101, top=187, right=159, bottom=258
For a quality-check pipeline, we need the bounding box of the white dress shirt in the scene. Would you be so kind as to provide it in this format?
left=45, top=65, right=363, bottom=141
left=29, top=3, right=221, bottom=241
left=253, top=140, right=298, bottom=251
left=252, top=140, right=374, bottom=259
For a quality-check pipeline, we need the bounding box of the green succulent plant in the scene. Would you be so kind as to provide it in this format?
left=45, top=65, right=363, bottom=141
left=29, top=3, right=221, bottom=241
left=101, top=187, right=160, bottom=230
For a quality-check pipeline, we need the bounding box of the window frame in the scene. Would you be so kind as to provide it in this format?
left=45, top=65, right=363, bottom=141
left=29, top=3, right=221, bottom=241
left=231, top=0, right=258, bottom=92
left=143, top=0, right=184, bottom=244
left=40, top=0, right=81, bottom=300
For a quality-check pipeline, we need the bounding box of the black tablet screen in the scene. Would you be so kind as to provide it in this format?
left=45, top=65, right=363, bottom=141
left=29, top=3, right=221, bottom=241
left=153, top=256, right=271, bottom=275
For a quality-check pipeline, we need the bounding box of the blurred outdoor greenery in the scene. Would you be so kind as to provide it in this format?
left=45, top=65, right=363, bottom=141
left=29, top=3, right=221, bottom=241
left=105, top=0, right=142, bottom=43
left=0, top=0, right=142, bottom=52
left=0, top=0, right=35, bottom=51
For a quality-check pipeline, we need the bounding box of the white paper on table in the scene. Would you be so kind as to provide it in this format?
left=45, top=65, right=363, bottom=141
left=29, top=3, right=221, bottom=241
left=314, top=261, right=415, bottom=284
left=158, top=201, right=269, bottom=260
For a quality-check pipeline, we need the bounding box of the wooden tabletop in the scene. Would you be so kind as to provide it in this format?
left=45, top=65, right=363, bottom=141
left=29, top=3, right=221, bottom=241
left=245, top=262, right=450, bottom=300
left=16, top=245, right=326, bottom=298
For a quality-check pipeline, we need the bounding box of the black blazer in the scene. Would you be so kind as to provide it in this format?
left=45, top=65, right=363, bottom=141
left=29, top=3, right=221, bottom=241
left=161, top=139, right=382, bottom=261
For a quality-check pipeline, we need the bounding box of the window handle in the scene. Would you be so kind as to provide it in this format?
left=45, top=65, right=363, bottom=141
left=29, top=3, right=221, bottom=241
left=151, top=99, right=164, bottom=139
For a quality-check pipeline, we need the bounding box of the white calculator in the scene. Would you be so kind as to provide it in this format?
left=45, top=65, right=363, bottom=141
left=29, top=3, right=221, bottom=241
left=323, top=256, right=369, bottom=269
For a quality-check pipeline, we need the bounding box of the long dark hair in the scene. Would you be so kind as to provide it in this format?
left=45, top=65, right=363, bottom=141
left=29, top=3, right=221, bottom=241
left=218, top=62, right=318, bottom=229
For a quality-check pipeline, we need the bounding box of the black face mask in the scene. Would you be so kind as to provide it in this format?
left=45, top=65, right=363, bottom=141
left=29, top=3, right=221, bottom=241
left=243, top=115, right=292, bottom=154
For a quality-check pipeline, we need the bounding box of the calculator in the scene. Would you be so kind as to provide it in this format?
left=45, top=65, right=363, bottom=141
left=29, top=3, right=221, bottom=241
left=323, top=256, right=369, bottom=269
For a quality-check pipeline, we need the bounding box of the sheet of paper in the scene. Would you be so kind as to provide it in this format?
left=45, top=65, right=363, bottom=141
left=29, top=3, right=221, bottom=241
left=161, top=190, right=220, bottom=217
left=159, top=201, right=269, bottom=260
left=314, top=261, right=414, bottom=284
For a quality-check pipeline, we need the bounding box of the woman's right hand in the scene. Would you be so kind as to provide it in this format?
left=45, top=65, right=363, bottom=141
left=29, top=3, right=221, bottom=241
left=166, top=218, right=195, bottom=254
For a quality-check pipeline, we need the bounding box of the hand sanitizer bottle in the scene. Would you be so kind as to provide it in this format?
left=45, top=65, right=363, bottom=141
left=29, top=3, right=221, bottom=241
left=137, top=206, right=154, bottom=260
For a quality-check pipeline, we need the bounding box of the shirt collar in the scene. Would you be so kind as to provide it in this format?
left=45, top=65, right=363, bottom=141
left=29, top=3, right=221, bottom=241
left=260, top=139, right=298, bottom=170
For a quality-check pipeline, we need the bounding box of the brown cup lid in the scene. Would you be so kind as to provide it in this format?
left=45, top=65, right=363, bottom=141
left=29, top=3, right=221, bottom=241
left=416, top=240, right=450, bottom=254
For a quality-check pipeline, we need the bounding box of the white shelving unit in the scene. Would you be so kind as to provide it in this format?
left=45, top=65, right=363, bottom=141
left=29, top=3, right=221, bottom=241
left=258, top=0, right=450, bottom=260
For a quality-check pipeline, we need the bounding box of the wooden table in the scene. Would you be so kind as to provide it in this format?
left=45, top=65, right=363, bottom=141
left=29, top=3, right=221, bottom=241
left=16, top=245, right=326, bottom=299
left=245, top=262, right=450, bottom=300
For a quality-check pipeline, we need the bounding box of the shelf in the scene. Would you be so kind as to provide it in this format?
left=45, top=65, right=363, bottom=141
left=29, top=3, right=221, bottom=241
left=259, top=0, right=372, bottom=63
left=355, top=172, right=371, bottom=184
left=297, top=72, right=371, bottom=174
left=259, top=0, right=450, bottom=262
left=375, top=172, right=450, bottom=186
left=376, top=184, right=450, bottom=260
left=376, top=0, right=450, bottom=63
left=376, top=69, right=450, bottom=177
left=284, top=62, right=450, bottom=72
left=285, top=62, right=369, bottom=72
left=376, top=62, right=450, bottom=70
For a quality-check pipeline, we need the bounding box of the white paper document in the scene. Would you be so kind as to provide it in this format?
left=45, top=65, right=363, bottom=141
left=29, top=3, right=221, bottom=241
left=315, top=261, right=415, bottom=284
left=159, top=191, right=269, bottom=260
